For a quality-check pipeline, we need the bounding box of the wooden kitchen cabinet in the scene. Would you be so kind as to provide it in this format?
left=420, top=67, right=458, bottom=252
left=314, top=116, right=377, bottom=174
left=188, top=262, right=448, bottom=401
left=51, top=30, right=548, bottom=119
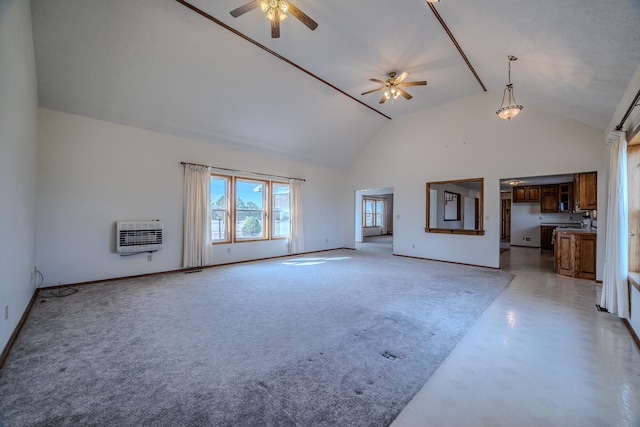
left=574, top=172, right=597, bottom=211
left=558, top=182, right=573, bottom=212
left=513, top=185, right=541, bottom=203
left=556, top=231, right=574, bottom=275
left=576, top=233, right=597, bottom=279
left=541, top=185, right=558, bottom=213
left=540, top=225, right=555, bottom=250
left=554, top=229, right=597, bottom=279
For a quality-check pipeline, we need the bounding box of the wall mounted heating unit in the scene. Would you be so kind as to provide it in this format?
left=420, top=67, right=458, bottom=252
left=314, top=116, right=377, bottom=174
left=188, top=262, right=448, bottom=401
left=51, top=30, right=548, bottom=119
left=116, top=220, right=164, bottom=254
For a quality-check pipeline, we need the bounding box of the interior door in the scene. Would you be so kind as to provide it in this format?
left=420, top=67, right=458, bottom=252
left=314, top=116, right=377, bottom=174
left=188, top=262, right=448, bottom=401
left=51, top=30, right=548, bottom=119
left=501, top=199, right=511, bottom=239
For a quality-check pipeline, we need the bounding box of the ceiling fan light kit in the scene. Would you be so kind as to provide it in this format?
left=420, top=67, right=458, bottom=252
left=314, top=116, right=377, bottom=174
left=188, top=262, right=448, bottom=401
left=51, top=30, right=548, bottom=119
left=361, top=71, right=427, bottom=105
left=260, top=0, right=288, bottom=21
left=230, top=0, right=318, bottom=38
left=496, top=55, right=524, bottom=120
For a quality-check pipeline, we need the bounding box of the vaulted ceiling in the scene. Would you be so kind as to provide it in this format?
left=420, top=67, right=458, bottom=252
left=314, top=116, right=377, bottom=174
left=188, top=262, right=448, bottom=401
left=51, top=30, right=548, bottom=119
left=31, top=0, right=640, bottom=169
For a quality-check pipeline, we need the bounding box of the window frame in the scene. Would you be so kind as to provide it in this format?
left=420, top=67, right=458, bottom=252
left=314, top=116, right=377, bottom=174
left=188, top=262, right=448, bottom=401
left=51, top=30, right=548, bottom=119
left=363, top=197, right=385, bottom=228
left=271, top=181, right=291, bottom=240
left=234, top=178, right=268, bottom=242
left=209, top=174, right=291, bottom=244
left=210, top=174, right=231, bottom=243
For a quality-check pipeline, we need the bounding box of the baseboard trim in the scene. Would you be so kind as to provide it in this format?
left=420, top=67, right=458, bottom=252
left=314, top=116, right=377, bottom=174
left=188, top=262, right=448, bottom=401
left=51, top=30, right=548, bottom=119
left=0, top=289, right=38, bottom=370
left=39, top=247, right=350, bottom=291
left=623, top=319, right=640, bottom=350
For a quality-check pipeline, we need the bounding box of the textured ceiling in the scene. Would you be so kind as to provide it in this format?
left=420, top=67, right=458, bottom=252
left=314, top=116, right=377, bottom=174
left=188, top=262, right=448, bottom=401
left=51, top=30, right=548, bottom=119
left=31, top=0, right=640, bottom=170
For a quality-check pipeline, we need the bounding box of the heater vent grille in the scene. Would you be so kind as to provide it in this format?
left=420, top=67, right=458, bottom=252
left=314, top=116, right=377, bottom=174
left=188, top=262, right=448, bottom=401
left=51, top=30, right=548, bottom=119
left=116, top=220, right=163, bottom=253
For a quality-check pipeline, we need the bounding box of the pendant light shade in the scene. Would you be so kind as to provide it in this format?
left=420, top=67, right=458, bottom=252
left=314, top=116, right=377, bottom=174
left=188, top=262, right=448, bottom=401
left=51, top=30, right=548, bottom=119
left=496, top=55, right=523, bottom=120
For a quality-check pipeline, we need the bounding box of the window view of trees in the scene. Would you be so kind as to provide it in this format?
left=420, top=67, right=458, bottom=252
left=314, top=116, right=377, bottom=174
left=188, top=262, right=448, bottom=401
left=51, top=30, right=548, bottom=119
left=210, top=175, right=290, bottom=243
left=211, top=176, right=229, bottom=242
left=235, top=180, right=265, bottom=240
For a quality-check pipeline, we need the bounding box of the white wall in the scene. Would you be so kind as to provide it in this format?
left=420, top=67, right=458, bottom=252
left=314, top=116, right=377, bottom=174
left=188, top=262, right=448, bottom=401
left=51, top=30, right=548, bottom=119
left=0, top=0, right=39, bottom=352
left=36, top=109, right=346, bottom=286
left=509, top=203, right=577, bottom=247
left=344, top=92, right=606, bottom=274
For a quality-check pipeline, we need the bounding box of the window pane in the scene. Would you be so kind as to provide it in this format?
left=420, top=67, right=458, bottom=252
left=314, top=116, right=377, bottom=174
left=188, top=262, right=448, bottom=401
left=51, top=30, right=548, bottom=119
left=365, top=200, right=373, bottom=214
left=272, top=183, right=290, bottom=238
left=210, top=176, right=229, bottom=242
left=236, top=179, right=266, bottom=240
left=365, top=213, right=373, bottom=227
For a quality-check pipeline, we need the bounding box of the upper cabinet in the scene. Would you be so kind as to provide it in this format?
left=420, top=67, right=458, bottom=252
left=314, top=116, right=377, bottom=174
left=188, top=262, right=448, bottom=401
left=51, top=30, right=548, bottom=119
left=574, top=172, right=597, bottom=211
left=510, top=173, right=596, bottom=213
left=558, top=182, right=573, bottom=212
left=513, top=185, right=541, bottom=203
left=540, top=185, right=558, bottom=213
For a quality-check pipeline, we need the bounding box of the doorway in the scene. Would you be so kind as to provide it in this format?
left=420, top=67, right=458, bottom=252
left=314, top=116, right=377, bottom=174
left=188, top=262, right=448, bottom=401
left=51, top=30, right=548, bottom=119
left=355, top=187, right=394, bottom=254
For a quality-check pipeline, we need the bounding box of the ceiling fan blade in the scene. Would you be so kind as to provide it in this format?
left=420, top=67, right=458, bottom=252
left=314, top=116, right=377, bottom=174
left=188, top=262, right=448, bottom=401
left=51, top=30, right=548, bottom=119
left=361, top=87, right=385, bottom=96
left=230, top=0, right=260, bottom=17
left=398, top=87, right=413, bottom=100
left=379, top=94, right=387, bottom=104
left=399, top=81, right=427, bottom=87
left=271, top=11, right=280, bottom=38
left=394, top=71, right=409, bottom=84
left=288, top=3, right=318, bottom=30
left=369, top=78, right=386, bottom=84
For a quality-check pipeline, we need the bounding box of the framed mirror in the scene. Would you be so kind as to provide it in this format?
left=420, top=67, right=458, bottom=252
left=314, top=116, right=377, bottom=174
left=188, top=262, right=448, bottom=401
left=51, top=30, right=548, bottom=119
left=426, top=178, right=484, bottom=235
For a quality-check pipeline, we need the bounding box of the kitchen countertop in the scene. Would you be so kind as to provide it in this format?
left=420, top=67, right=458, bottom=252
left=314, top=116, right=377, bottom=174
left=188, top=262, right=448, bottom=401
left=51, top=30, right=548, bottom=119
left=553, top=227, right=597, bottom=234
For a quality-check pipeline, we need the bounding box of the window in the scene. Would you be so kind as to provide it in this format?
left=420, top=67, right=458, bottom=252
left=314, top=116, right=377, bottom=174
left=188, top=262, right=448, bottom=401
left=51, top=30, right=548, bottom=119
left=363, top=198, right=384, bottom=227
left=272, top=182, right=290, bottom=239
left=628, top=144, right=640, bottom=271
left=235, top=179, right=267, bottom=240
left=210, top=175, right=230, bottom=242
left=210, top=174, right=290, bottom=243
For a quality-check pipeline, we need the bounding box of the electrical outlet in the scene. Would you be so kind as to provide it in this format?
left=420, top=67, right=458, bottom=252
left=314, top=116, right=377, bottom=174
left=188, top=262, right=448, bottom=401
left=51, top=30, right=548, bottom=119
left=325, top=239, right=329, bottom=243
left=227, top=247, right=231, bottom=253
left=525, top=237, right=531, bottom=241
left=412, top=244, right=415, bottom=249
left=4, top=305, right=8, bottom=321
left=147, top=254, right=152, bottom=262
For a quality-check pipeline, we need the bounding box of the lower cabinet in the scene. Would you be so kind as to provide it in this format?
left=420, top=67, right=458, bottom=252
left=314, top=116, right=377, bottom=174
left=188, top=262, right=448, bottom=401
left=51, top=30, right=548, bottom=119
left=540, top=226, right=555, bottom=250
left=554, top=230, right=597, bottom=279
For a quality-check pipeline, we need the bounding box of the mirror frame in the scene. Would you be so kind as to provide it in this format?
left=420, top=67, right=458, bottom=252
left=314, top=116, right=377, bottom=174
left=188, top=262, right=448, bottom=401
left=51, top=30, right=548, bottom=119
left=425, top=177, right=485, bottom=236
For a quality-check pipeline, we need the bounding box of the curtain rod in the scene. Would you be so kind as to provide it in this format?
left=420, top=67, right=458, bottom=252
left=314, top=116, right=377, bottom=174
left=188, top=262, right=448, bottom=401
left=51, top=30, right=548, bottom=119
left=615, top=87, right=640, bottom=131
left=180, top=162, right=305, bottom=182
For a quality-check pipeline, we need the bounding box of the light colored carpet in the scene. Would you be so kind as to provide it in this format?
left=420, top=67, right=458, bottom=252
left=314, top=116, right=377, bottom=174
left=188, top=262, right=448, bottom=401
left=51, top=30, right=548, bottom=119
left=0, top=249, right=512, bottom=426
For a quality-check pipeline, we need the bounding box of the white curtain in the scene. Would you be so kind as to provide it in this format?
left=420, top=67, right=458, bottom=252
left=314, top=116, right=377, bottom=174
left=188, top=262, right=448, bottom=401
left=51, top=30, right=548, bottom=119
left=288, top=179, right=304, bottom=254
left=601, top=131, right=629, bottom=318
left=183, top=164, right=214, bottom=268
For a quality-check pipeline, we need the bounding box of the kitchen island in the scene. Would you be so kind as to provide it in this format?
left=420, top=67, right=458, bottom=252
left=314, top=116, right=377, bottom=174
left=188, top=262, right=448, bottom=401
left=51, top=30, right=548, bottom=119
left=554, top=228, right=597, bottom=279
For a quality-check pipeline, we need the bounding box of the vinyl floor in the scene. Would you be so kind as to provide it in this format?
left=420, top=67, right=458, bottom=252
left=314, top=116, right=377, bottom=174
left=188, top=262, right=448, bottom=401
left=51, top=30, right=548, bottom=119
left=391, top=246, right=640, bottom=427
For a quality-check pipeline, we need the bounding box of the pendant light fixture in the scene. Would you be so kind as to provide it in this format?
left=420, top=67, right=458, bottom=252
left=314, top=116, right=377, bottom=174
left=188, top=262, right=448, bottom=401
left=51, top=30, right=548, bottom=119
left=496, top=55, right=523, bottom=120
